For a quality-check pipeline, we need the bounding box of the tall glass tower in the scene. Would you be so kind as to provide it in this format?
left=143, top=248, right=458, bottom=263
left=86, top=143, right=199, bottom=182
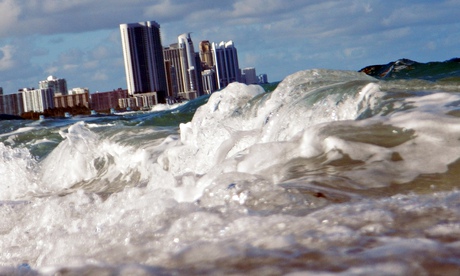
left=212, top=41, right=241, bottom=90
left=178, top=33, right=198, bottom=96
left=120, top=21, right=168, bottom=103
left=163, top=33, right=203, bottom=100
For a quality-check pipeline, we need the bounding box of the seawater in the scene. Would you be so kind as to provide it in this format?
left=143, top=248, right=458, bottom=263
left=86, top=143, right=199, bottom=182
left=1, top=68, right=460, bottom=275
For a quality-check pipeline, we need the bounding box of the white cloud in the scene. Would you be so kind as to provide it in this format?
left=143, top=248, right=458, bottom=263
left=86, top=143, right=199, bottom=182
left=63, top=64, right=78, bottom=71
left=0, top=0, right=21, bottom=36
left=144, top=1, right=191, bottom=20
left=381, top=27, right=411, bottom=40
left=83, top=60, right=99, bottom=69
left=363, top=2, right=373, bottom=13
left=0, top=45, right=16, bottom=71
left=41, top=0, right=93, bottom=13
left=92, top=71, right=108, bottom=81
left=46, top=66, right=59, bottom=75
left=230, top=0, right=307, bottom=19
left=381, top=2, right=458, bottom=28
left=343, top=47, right=366, bottom=58
left=91, top=46, right=110, bottom=60
left=425, top=41, right=437, bottom=51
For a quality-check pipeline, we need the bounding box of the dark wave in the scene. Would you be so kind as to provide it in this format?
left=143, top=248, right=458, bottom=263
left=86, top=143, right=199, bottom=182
left=359, top=57, right=460, bottom=81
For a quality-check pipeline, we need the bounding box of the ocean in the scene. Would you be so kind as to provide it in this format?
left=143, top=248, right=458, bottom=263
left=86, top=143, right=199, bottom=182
left=1, top=59, right=460, bottom=275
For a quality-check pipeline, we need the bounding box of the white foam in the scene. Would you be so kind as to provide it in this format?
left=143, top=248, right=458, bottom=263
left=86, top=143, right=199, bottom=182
left=8, top=70, right=460, bottom=199
left=0, top=126, right=37, bottom=138
left=155, top=71, right=385, bottom=199
left=3, top=70, right=460, bottom=274
left=0, top=143, right=39, bottom=200
left=39, top=122, right=159, bottom=193
left=151, top=101, right=187, bottom=112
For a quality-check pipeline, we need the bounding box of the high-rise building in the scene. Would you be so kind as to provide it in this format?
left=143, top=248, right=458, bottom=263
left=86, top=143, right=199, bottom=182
left=194, top=52, right=204, bottom=97
left=163, top=33, right=203, bottom=100
left=212, top=41, right=241, bottom=89
left=21, top=88, right=54, bottom=112
left=258, top=74, right=268, bottom=84
left=39, top=75, right=68, bottom=95
left=0, top=93, right=24, bottom=116
left=120, top=21, right=168, bottom=103
left=178, top=33, right=198, bottom=95
left=164, top=43, right=186, bottom=99
left=202, top=69, right=217, bottom=94
left=199, top=41, right=213, bottom=69
left=242, top=67, right=258, bottom=85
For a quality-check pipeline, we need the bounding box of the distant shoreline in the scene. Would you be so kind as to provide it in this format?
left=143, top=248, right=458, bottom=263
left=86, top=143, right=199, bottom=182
left=0, top=114, right=24, bottom=120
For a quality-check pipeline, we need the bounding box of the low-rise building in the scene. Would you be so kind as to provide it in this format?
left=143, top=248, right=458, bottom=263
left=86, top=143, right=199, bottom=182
left=118, top=92, right=158, bottom=110
left=90, top=88, right=129, bottom=112
left=54, top=91, right=90, bottom=109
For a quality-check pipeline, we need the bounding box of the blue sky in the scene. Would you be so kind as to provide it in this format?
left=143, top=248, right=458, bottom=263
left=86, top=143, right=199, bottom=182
left=0, top=0, right=458, bottom=94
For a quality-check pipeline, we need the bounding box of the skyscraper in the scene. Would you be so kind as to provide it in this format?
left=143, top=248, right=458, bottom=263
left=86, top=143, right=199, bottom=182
left=242, top=67, right=258, bottom=84
left=21, top=88, right=54, bottom=113
left=178, top=33, right=199, bottom=99
left=212, top=41, right=241, bottom=89
left=199, top=41, right=213, bottom=69
left=120, top=21, right=168, bottom=103
left=0, top=93, right=24, bottom=116
left=258, top=74, right=268, bottom=84
left=163, top=44, right=184, bottom=99
left=202, top=69, right=217, bottom=94
left=163, top=33, right=203, bottom=99
left=39, top=75, right=68, bottom=95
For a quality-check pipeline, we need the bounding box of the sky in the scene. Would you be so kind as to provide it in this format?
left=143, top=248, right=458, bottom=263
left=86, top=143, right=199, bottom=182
left=0, top=0, right=459, bottom=94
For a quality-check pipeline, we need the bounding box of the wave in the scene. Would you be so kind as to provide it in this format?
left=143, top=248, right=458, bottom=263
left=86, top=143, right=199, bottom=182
left=2, top=68, right=460, bottom=274
left=359, top=57, right=460, bottom=81
left=4, top=69, right=458, bottom=201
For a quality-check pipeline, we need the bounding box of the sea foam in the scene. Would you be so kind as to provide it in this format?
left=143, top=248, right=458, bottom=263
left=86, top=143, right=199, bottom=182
left=0, top=143, right=39, bottom=200
left=2, top=69, right=460, bottom=274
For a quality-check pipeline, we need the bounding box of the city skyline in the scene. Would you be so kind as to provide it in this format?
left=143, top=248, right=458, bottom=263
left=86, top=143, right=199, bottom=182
left=119, top=20, right=252, bottom=103
left=0, top=22, right=258, bottom=116
left=1, top=20, right=260, bottom=97
left=0, top=1, right=459, bottom=94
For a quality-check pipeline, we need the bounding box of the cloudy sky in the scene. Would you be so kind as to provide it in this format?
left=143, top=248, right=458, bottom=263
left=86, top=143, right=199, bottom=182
left=0, top=0, right=458, bottom=94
